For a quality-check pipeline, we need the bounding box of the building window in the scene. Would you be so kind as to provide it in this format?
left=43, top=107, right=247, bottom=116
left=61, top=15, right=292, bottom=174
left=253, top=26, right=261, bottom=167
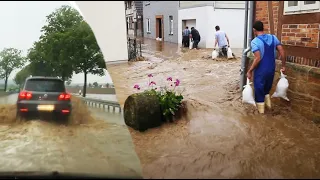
left=169, top=16, right=173, bottom=35
left=284, top=1, right=320, bottom=14
left=146, top=18, right=151, bottom=33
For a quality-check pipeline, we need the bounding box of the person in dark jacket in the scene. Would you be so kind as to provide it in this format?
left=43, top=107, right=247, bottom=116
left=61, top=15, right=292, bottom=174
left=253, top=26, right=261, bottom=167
left=182, top=26, right=191, bottom=47
left=190, top=27, right=201, bottom=49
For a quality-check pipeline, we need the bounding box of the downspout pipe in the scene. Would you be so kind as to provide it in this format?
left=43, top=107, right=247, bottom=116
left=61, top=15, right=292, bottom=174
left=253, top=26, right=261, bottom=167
left=243, top=1, right=249, bottom=50
left=240, top=1, right=255, bottom=90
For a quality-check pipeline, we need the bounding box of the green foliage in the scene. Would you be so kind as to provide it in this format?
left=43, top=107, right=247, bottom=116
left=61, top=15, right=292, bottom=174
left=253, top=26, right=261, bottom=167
left=27, top=41, right=56, bottom=77
left=66, top=21, right=106, bottom=75
left=144, top=89, right=183, bottom=121
left=14, top=64, right=31, bottom=86
left=23, top=5, right=105, bottom=97
left=0, top=48, right=26, bottom=91
left=135, top=75, right=184, bottom=121
left=93, top=82, right=99, bottom=87
left=41, top=5, right=83, bottom=36
left=158, top=91, right=183, bottom=120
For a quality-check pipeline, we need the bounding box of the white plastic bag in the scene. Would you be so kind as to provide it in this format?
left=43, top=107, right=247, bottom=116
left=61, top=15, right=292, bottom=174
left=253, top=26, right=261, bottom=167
left=212, top=50, right=218, bottom=60
left=271, top=70, right=289, bottom=101
left=242, top=78, right=256, bottom=106
left=227, top=47, right=233, bottom=59
left=189, top=39, right=193, bottom=49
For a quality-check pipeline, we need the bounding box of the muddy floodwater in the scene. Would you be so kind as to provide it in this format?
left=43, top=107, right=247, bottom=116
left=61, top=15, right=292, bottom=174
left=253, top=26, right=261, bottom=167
left=0, top=94, right=142, bottom=178
left=108, top=38, right=320, bottom=178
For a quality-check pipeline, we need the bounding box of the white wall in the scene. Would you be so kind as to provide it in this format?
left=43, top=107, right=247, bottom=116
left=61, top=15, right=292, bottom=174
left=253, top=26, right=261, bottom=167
left=178, top=6, right=245, bottom=49
left=75, top=1, right=128, bottom=65
left=207, top=8, right=245, bottom=48
left=185, top=19, right=196, bottom=29
left=178, top=6, right=210, bottom=48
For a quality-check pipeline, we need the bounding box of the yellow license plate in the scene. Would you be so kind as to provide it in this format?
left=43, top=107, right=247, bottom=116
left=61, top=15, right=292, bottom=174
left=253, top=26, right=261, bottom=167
left=37, top=105, right=54, bottom=111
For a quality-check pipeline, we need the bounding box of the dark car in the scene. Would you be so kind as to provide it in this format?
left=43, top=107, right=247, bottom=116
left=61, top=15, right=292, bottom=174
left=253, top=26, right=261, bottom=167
left=16, top=76, right=72, bottom=120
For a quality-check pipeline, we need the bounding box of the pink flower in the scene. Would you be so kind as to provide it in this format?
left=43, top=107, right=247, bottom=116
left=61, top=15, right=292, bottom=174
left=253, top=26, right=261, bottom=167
left=149, top=81, right=156, bottom=86
left=174, top=79, right=180, bottom=86
left=133, top=84, right=140, bottom=89
left=148, top=74, right=153, bottom=77
left=167, top=77, right=172, bottom=81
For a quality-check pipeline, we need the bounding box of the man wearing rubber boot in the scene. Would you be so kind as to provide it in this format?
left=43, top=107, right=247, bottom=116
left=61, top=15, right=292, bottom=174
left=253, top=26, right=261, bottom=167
left=247, top=21, right=286, bottom=114
left=214, top=25, right=230, bottom=57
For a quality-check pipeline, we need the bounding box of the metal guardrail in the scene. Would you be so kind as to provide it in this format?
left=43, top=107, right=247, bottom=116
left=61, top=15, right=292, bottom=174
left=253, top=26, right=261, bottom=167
left=74, top=95, right=122, bottom=113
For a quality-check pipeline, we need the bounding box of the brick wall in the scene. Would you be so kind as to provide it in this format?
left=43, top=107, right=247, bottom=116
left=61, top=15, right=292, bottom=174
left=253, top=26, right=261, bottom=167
left=272, top=61, right=320, bottom=123
left=254, top=1, right=320, bottom=68
left=255, top=1, right=277, bottom=34
left=281, top=24, right=319, bottom=48
left=248, top=59, right=320, bottom=123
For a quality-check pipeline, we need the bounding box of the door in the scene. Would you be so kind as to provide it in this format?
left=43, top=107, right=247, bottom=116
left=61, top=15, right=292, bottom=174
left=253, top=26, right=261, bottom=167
left=155, top=15, right=164, bottom=40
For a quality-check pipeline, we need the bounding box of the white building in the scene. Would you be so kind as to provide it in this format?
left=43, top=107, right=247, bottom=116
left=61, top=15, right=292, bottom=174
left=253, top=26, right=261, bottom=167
left=178, top=1, right=246, bottom=49
left=75, top=1, right=128, bottom=65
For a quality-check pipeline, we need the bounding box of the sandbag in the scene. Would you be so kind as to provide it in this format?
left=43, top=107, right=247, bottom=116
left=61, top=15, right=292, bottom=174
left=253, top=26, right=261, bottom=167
left=242, top=78, right=256, bottom=106
left=212, top=50, right=218, bottom=60
left=271, top=70, right=289, bottom=101
left=123, top=93, right=163, bottom=132
left=227, top=47, right=233, bottom=59
left=189, top=39, right=193, bottom=49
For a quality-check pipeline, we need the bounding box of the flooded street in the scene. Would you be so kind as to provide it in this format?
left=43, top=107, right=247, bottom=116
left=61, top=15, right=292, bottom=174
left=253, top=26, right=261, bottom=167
left=108, top=38, right=320, bottom=178
left=0, top=94, right=142, bottom=178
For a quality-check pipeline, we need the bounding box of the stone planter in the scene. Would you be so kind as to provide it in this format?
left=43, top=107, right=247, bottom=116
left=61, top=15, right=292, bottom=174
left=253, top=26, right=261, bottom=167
left=123, top=93, right=163, bottom=132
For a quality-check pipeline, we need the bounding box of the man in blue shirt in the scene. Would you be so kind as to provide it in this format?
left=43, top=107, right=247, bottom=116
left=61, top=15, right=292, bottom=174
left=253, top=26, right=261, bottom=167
left=182, top=26, right=191, bottom=47
left=247, top=21, right=286, bottom=114
left=214, top=25, right=230, bottom=57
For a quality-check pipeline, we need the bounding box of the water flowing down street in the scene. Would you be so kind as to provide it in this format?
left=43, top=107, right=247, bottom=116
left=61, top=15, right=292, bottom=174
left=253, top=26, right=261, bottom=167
left=0, top=93, right=142, bottom=178
left=108, top=38, right=320, bottom=179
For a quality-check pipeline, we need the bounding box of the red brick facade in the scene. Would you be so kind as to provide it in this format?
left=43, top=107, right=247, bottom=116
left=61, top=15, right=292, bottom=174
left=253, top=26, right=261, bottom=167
left=254, top=1, right=320, bottom=68
left=281, top=24, right=319, bottom=48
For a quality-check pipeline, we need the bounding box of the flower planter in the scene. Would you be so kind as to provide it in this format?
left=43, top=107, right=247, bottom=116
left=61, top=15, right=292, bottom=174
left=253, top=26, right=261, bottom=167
left=123, top=93, right=163, bottom=132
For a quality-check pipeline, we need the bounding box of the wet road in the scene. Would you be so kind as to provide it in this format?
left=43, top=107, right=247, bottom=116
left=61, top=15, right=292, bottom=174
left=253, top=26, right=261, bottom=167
left=108, top=38, right=320, bottom=178
left=0, top=93, right=142, bottom=178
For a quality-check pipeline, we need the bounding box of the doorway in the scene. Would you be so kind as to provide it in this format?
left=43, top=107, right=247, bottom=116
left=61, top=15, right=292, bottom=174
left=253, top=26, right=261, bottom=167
left=155, top=15, right=163, bottom=40
left=182, top=19, right=196, bottom=30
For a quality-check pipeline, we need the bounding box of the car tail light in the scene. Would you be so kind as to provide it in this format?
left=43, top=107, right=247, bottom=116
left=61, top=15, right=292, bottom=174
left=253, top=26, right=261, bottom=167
left=19, top=91, right=32, bottom=100
left=58, top=93, right=71, bottom=101
left=62, top=109, right=70, bottom=113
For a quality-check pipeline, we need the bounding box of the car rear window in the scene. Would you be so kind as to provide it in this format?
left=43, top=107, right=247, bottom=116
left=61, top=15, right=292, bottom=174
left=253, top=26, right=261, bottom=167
left=24, top=79, right=65, bottom=92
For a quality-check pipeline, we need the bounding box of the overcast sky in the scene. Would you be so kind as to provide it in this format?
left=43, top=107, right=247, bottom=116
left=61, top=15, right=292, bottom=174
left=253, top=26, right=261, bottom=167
left=0, top=1, right=113, bottom=84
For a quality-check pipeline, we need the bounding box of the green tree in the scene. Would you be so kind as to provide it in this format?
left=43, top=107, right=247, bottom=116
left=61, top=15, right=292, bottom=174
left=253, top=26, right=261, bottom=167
left=93, top=82, right=98, bottom=88
left=66, top=21, right=106, bottom=97
left=14, top=64, right=31, bottom=86
left=0, top=48, right=26, bottom=91
left=27, top=41, right=56, bottom=77
left=41, top=31, right=74, bottom=80
left=37, top=5, right=83, bottom=81
left=41, top=5, right=83, bottom=36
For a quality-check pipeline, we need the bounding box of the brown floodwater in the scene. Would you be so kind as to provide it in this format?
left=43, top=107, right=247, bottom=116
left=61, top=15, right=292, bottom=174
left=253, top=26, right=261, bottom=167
left=107, top=38, right=320, bottom=179
left=0, top=94, right=142, bottom=178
